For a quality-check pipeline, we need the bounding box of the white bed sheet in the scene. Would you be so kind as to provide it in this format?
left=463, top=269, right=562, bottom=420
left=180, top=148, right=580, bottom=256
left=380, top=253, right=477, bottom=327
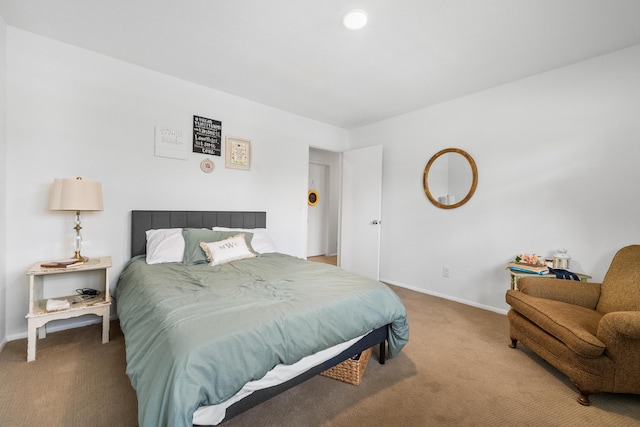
left=192, top=333, right=366, bottom=425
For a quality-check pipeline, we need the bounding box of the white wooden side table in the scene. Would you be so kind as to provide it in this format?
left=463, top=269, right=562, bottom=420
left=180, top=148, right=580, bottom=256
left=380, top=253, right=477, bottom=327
left=507, top=268, right=591, bottom=290
left=25, top=256, right=112, bottom=362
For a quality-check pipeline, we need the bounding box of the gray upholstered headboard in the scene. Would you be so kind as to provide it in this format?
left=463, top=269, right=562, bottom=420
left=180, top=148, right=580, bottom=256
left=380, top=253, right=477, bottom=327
left=131, top=210, right=267, bottom=258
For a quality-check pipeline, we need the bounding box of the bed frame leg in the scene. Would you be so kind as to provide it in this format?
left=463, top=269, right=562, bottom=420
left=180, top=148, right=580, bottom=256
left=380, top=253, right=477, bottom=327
left=379, top=341, right=386, bottom=364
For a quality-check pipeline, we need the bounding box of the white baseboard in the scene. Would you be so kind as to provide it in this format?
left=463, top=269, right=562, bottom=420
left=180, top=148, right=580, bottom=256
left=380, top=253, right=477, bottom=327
left=0, top=336, right=7, bottom=353
left=380, top=277, right=509, bottom=315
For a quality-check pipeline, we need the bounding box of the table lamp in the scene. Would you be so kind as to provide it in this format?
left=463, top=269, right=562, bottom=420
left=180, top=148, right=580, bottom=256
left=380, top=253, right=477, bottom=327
left=49, top=177, right=103, bottom=261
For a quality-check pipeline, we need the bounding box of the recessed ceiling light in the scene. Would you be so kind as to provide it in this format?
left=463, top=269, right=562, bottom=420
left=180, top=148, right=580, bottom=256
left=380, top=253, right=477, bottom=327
left=343, top=9, right=368, bottom=30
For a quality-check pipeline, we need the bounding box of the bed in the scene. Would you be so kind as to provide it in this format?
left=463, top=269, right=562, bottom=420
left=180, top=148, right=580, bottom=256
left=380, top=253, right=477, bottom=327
left=116, top=210, right=409, bottom=427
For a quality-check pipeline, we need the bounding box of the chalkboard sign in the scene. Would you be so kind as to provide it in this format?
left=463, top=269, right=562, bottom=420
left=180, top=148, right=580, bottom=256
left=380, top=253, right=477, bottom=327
left=193, top=115, right=222, bottom=156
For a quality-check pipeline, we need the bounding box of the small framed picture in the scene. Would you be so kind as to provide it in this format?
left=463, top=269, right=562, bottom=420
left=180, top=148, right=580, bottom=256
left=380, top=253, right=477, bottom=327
left=308, top=190, right=319, bottom=206
left=225, top=136, right=251, bottom=170
left=200, top=158, right=215, bottom=173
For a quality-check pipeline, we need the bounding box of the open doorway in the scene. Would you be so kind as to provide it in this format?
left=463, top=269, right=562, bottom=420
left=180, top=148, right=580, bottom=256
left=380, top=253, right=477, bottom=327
left=307, top=162, right=329, bottom=256
left=307, top=145, right=382, bottom=279
left=308, top=148, right=341, bottom=263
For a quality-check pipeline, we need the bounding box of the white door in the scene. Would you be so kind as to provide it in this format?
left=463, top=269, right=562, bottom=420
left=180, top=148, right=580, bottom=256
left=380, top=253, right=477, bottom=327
left=340, top=145, right=383, bottom=280
left=307, top=163, right=328, bottom=257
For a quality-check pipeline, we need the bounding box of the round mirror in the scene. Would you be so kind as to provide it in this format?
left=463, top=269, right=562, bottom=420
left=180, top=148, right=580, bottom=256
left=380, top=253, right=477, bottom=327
left=423, top=148, right=478, bottom=209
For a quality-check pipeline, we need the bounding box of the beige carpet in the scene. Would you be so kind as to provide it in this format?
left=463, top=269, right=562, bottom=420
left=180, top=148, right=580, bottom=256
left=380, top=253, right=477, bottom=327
left=1, top=286, right=638, bottom=427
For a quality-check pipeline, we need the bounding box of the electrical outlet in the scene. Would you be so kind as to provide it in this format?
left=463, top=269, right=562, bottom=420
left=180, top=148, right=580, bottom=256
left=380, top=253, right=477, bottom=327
left=443, top=266, right=450, bottom=278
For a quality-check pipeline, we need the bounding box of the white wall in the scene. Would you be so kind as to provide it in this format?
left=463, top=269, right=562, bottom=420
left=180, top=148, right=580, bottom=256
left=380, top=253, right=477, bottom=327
left=350, top=44, right=640, bottom=313
left=0, top=14, right=7, bottom=348
left=4, top=28, right=348, bottom=339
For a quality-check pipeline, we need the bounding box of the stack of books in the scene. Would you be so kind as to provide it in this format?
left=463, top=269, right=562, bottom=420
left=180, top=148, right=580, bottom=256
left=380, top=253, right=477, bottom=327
left=507, top=262, right=549, bottom=275
left=40, top=259, right=85, bottom=269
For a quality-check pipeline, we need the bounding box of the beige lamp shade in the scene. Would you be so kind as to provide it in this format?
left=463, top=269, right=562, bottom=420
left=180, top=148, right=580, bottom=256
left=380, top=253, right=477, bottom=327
left=50, top=177, right=103, bottom=211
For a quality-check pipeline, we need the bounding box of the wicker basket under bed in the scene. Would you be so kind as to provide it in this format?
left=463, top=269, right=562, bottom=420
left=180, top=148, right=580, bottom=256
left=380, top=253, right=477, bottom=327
left=320, top=347, right=372, bottom=385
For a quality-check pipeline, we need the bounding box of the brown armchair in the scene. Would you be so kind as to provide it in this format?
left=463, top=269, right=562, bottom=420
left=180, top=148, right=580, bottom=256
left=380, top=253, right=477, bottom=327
left=505, top=245, right=640, bottom=405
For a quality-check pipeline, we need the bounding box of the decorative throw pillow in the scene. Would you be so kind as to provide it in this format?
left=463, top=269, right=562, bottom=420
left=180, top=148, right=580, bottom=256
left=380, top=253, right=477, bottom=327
left=145, top=228, right=185, bottom=264
left=212, top=227, right=277, bottom=254
left=200, top=234, right=257, bottom=266
left=182, top=228, right=254, bottom=265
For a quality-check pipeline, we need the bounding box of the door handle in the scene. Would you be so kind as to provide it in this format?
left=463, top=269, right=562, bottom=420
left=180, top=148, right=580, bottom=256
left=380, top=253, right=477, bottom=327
left=371, top=220, right=380, bottom=225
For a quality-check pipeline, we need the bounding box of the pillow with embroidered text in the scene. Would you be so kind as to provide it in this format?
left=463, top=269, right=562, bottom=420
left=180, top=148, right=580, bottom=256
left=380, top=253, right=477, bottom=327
left=199, top=234, right=257, bottom=266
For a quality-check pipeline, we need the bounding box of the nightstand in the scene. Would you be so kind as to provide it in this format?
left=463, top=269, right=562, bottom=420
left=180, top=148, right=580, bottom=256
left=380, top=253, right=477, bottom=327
left=25, top=256, right=112, bottom=362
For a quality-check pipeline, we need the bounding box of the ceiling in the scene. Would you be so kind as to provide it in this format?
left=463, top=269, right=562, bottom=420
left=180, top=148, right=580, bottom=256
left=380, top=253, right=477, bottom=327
left=2, top=1, right=640, bottom=129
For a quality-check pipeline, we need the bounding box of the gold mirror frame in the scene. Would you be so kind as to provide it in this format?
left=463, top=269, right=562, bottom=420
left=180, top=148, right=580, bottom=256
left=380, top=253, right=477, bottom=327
left=423, top=148, right=478, bottom=209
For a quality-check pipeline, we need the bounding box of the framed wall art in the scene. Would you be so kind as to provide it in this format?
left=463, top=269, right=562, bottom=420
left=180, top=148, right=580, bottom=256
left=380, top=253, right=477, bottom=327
left=225, top=136, right=251, bottom=170
left=154, top=126, right=188, bottom=160
left=200, top=158, right=215, bottom=173
left=308, top=190, right=319, bottom=206
left=193, top=115, right=222, bottom=156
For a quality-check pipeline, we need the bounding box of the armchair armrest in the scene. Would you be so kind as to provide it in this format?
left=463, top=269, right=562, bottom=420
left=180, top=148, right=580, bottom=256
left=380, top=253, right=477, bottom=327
left=596, top=311, right=640, bottom=392
left=518, top=277, right=601, bottom=310
left=598, top=311, right=640, bottom=340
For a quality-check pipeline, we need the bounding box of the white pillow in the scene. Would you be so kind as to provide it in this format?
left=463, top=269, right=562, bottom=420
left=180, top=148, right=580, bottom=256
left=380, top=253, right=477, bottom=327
left=200, top=234, right=257, bottom=266
left=211, top=227, right=277, bottom=254
left=145, top=228, right=185, bottom=264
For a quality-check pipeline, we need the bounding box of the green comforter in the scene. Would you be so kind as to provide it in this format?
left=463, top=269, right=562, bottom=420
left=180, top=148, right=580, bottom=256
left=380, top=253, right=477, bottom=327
left=116, top=253, right=409, bottom=427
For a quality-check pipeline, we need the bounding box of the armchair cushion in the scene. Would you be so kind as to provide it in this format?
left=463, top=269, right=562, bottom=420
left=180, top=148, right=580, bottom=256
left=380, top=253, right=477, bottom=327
left=506, top=290, right=605, bottom=358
